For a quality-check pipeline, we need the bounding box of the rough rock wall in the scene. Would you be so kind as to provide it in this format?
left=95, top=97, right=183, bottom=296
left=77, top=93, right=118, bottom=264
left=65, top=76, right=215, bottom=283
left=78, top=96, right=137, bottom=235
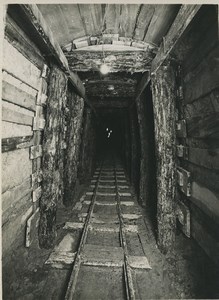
left=39, top=64, right=68, bottom=249
left=63, top=89, right=84, bottom=206
left=151, top=62, right=177, bottom=253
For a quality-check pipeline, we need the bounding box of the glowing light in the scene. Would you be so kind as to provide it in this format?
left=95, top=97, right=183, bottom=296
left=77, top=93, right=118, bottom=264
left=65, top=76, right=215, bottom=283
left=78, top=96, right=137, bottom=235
left=100, top=63, right=110, bottom=75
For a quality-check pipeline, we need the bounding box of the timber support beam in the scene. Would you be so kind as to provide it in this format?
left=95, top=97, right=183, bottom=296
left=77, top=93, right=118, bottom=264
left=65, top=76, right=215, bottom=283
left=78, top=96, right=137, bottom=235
left=151, top=5, right=202, bottom=74
left=151, top=61, right=177, bottom=253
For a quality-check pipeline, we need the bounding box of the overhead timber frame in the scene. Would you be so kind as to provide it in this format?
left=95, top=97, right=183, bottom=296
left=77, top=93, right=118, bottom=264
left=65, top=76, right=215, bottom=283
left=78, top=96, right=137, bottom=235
left=135, top=5, right=202, bottom=253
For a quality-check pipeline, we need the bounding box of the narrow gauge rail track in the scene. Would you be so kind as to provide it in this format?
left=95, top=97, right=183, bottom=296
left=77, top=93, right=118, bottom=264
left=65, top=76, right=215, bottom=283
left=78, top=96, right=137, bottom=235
left=64, top=159, right=151, bottom=300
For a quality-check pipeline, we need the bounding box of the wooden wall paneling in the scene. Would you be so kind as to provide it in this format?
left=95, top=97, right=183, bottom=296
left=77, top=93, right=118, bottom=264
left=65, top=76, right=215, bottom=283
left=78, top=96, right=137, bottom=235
left=2, top=177, right=31, bottom=220
left=190, top=203, right=219, bottom=265
left=2, top=197, right=33, bottom=254
left=186, top=113, right=219, bottom=139
left=184, top=45, right=219, bottom=104
left=191, top=181, right=219, bottom=225
left=184, top=89, right=219, bottom=119
left=177, top=146, right=219, bottom=170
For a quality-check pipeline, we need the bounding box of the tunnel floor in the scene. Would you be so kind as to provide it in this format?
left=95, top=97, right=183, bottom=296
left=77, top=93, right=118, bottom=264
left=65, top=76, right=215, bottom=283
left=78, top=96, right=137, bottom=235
left=3, top=158, right=219, bottom=299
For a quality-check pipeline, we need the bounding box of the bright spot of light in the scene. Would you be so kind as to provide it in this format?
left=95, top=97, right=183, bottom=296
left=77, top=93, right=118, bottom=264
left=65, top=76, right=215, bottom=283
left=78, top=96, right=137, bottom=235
left=100, top=64, right=110, bottom=75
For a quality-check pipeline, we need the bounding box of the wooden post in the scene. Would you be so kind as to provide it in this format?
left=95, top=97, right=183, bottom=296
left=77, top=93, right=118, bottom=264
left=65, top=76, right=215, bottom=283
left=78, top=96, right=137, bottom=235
left=63, top=91, right=84, bottom=206
left=151, top=61, right=177, bottom=253
left=38, top=64, right=67, bottom=248
left=129, top=107, right=140, bottom=192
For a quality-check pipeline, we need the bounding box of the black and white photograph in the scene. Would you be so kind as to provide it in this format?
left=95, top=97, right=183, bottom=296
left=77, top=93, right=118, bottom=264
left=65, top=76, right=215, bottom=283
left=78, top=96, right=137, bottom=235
left=1, top=2, right=219, bottom=299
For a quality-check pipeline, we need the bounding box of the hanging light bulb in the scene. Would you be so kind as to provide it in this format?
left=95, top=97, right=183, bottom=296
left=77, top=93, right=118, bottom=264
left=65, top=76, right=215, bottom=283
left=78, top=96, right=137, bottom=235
left=100, top=63, right=110, bottom=75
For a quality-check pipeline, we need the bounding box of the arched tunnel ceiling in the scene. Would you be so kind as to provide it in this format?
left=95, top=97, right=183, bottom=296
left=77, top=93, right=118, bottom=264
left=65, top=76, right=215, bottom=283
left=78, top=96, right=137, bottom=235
left=37, top=4, right=181, bottom=106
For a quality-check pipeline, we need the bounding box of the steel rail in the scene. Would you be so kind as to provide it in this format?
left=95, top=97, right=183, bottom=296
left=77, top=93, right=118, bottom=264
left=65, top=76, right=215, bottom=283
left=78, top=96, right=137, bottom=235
left=114, top=160, right=136, bottom=300
left=65, top=161, right=104, bottom=300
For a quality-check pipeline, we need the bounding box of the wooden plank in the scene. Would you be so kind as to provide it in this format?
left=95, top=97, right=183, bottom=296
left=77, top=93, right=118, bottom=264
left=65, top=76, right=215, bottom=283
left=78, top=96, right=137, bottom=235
left=2, top=121, right=32, bottom=139
left=2, top=80, right=36, bottom=112
left=31, top=169, right=43, bottom=186
left=2, top=202, right=33, bottom=254
left=2, top=106, right=33, bottom=126
left=191, top=212, right=219, bottom=265
left=135, top=71, right=150, bottom=101
left=179, top=147, right=219, bottom=170
left=176, top=200, right=190, bottom=237
left=184, top=89, right=219, bottom=119
left=127, top=255, right=151, bottom=269
left=187, top=113, right=219, bottom=139
left=184, top=45, right=219, bottom=103
left=5, top=15, right=45, bottom=70
left=3, top=38, right=41, bottom=90
left=32, top=186, right=42, bottom=203
left=191, top=182, right=219, bottom=223
left=176, top=119, right=187, bottom=138
left=30, top=145, right=42, bottom=159
left=33, top=117, right=45, bottom=131
left=82, top=244, right=124, bottom=267
left=133, top=5, right=155, bottom=41
left=177, top=167, right=191, bottom=197
left=26, top=208, right=40, bottom=247
left=144, top=5, right=180, bottom=46
left=2, top=177, right=31, bottom=213
left=176, top=145, right=189, bottom=159
left=45, top=251, right=76, bottom=269
left=69, top=71, right=85, bottom=99
left=151, top=5, right=201, bottom=74
left=2, top=136, right=33, bottom=153
left=2, top=148, right=32, bottom=193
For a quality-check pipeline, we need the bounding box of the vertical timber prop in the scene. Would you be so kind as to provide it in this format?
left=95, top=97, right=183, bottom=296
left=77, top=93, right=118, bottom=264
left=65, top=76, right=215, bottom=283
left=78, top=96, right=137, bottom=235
left=78, top=107, right=96, bottom=183
left=63, top=91, right=84, bottom=206
left=39, top=64, right=68, bottom=248
left=136, top=93, right=150, bottom=207
left=151, top=61, right=177, bottom=253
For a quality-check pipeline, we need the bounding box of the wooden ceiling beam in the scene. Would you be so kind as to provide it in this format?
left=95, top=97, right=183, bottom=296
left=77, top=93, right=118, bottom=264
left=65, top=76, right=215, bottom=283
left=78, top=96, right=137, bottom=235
left=66, top=49, right=155, bottom=73
left=151, top=5, right=202, bottom=74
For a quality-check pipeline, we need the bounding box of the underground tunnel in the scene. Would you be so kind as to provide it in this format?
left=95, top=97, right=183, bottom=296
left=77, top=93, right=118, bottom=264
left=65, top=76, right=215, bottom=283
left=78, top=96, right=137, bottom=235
left=1, top=3, right=219, bottom=299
